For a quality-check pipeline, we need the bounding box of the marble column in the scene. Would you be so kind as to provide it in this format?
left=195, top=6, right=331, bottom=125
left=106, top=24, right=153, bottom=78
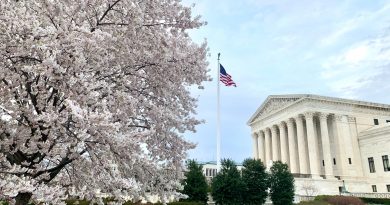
left=319, top=112, right=334, bottom=178
left=296, top=115, right=309, bottom=174
left=257, top=131, right=265, bottom=162
left=334, top=114, right=349, bottom=177
left=252, top=133, right=258, bottom=159
left=348, top=116, right=364, bottom=176
left=279, top=122, right=289, bottom=165
left=264, top=128, right=272, bottom=165
left=304, top=112, right=321, bottom=177
left=287, top=118, right=299, bottom=173
left=271, top=125, right=279, bottom=161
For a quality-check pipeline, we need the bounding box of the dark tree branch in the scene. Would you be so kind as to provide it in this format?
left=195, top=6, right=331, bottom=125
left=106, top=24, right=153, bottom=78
left=91, top=0, right=123, bottom=32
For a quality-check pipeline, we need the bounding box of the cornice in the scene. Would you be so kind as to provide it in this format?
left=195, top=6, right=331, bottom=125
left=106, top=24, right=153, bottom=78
left=249, top=94, right=390, bottom=128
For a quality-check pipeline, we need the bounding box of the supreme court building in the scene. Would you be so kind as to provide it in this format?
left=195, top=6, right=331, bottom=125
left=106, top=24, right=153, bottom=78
left=248, top=94, right=390, bottom=195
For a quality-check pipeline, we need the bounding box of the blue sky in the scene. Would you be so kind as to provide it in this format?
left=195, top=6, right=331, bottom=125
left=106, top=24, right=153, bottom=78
left=182, top=0, right=390, bottom=163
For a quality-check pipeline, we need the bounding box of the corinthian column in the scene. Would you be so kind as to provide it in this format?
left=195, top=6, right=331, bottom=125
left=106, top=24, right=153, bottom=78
left=252, top=133, right=259, bottom=159
left=334, top=114, right=348, bottom=177
left=319, top=113, right=334, bottom=178
left=257, top=131, right=265, bottom=161
left=279, top=122, right=289, bottom=165
left=304, top=112, right=321, bottom=178
left=271, top=125, right=279, bottom=161
left=287, top=118, right=299, bottom=173
left=264, top=128, right=272, bottom=165
left=296, top=115, right=309, bottom=175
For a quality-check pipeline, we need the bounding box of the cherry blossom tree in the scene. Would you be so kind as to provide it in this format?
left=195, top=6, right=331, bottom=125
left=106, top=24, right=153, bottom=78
left=0, top=0, right=209, bottom=204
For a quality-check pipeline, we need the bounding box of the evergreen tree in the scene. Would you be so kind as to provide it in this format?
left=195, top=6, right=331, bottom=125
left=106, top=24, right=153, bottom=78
left=269, top=161, right=295, bottom=205
left=181, top=160, right=208, bottom=204
left=241, top=158, right=268, bottom=205
left=211, top=159, right=244, bottom=205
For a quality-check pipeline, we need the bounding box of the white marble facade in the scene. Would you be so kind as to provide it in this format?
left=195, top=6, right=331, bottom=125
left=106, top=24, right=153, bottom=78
left=248, top=94, right=390, bottom=194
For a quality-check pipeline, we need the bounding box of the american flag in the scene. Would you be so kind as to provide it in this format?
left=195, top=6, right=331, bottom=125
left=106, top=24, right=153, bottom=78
left=220, top=64, right=237, bottom=87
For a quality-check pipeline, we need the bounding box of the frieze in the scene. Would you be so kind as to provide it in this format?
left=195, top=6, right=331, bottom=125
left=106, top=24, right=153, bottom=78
left=310, top=98, right=390, bottom=116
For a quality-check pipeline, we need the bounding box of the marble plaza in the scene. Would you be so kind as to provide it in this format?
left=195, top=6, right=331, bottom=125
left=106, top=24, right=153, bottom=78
left=248, top=94, right=390, bottom=195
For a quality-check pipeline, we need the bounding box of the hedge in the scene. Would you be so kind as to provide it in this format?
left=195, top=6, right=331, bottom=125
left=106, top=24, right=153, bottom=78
left=360, top=197, right=390, bottom=205
left=314, top=195, right=390, bottom=205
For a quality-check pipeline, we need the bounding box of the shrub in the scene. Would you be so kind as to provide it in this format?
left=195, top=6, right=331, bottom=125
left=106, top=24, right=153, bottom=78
left=360, top=197, right=390, bottom=205
left=314, top=195, right=331, bottom=201
left=325, top=196, right=364, bottom=205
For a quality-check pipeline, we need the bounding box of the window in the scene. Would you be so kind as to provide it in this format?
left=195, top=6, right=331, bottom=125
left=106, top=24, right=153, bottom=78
left=387, top=120, right=390, bottom=123
left=387, top=185, right=390, bottom=192
left=348, top=158, right=352, bottom=164
left=368, top=157, right=376, bottom=173
left=322, top=160, right=325, bottom=166
left=383, top=155, right=390, bottom=172
left=333, top=158, right=336, bottom=165
left=374, top=119, right=379, bottom=125
left=372, top=185, right=377, bottom=192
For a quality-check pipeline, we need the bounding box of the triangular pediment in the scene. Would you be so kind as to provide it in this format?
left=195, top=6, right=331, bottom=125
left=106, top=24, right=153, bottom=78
left=248, top=94, right=390, bottom=125
left=247, top=95, right=305, bottom=124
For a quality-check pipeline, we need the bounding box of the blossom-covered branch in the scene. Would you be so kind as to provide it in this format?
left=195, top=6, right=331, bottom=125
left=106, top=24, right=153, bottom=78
left=0, top=0, right=209, bottom=204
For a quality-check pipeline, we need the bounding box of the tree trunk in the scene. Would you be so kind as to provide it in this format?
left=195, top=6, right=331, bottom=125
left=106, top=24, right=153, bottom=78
left=15, top=192, right=32, bottom=205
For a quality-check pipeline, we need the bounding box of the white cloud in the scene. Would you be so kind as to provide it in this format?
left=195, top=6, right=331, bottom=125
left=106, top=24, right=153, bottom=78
left=321, top=34, right=390, bottom=98
left=344, top=45, right=368, bottom=63
left=320, top=18, right=361, bottom=47
left=320, top=2, right=390, bottom=47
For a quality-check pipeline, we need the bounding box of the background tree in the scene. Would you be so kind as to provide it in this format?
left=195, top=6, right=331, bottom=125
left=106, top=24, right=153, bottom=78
left=300, top=181, right=318, bottom=196
left=211, top=159, right=244, bottom=205
left=181, top=160, right=208, bottom=204
left=241, top=158, right=268, bottom=205
left=0, top=0, right=209, bottom=204
left=268, top=161, right=295, bottom=205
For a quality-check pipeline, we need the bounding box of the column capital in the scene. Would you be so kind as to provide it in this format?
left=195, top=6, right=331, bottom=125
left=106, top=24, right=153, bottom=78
left=262, top=127, right=271, bottom=135
left=294, top=114, right=304, bottom=120
left=278, top=121, right=286, bottom=128
left=270, top=125, right=278, bottom=133
left=319, top=112, right=330, bottom=121
left=251, top=132, right=258, bottom=139
left=347, top=116, right=356, bottom=123
left=334, top=114, right=346, bottom=122
left=304, top=111, right=315, bottom=119
left=287, top=118, right=295, bottom=127
left=295, top=115, right=304, bottom=125
left=257, top=130, right=265, bottom=135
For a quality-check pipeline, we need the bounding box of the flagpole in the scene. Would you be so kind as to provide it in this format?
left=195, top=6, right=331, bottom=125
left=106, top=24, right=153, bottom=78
left=217, top=53, right=221, bottom=172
